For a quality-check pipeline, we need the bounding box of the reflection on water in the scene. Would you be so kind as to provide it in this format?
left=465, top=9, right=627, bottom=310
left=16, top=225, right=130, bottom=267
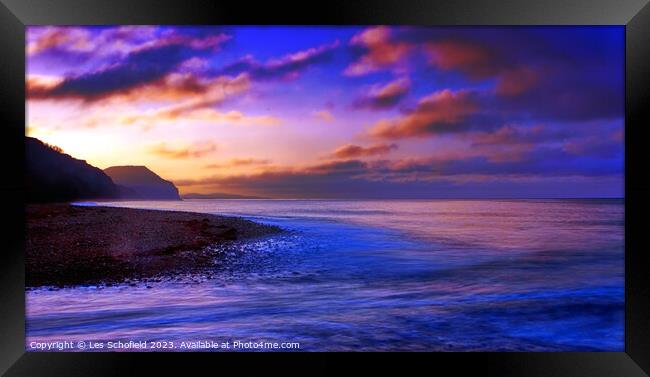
left=27, top=199, right=624, bottom=351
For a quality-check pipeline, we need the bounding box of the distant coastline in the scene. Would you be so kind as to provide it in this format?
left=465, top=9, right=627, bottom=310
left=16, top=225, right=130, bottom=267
left=182, top=192, right=266, bottom=199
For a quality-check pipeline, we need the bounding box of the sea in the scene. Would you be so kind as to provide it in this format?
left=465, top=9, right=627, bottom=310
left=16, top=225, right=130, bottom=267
left=26, top=199, right=624, bottom=351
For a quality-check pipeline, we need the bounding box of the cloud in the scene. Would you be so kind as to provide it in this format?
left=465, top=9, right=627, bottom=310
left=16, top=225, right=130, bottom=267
left=423, top=40, right=500, bottom=80
left=175, top=160, right=372, bottom=196
left=495, top=67, right=540, bottom=97
left=173, top=144, right=622, bottom=198
left=127, top=74, right=251, bottom=116
left=330, top=143, right=398, bottom=159
left=216, top=41, right=340, bottom=80
left=313, top=110, right=335, bottom=122
left=469, top=124, right=568, bottom=146
left=148, top=141, right=218, bottom=159
left=423, top=39, right=541, bottom=98
left=28, top=26, right=227, bottom=59
left=344, top=27, right=412, bottom=76
left=26, top=74, right=64, bottom=95
left=27, top=26, right=157, bottom=58
left=27, top=27, right=92, bottom=56
left=368, top=89, right=480, bottom=139
left=29, top=45, right=190, bottom=101
left=118, top=71, right=239, bottom=102
left=122, top=109, right=281, bottom=127
left=353, top=77, right=410, bottom=110
left=205, top=158, right=271, bottom=169
left=116, top=74, right=281, bottom=127
left=563, top=132, right=623, bottom=159
left=466, top=126, right=538, bottom=163
left=492, top=69, right=623, bottom=122
left=27, top=29, right=230, bottom=102
left=415, top=30, right=622, bottom=121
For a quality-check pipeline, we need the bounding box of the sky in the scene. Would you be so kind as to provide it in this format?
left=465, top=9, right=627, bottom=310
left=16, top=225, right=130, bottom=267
left=26, top=26, right=624, bottom=198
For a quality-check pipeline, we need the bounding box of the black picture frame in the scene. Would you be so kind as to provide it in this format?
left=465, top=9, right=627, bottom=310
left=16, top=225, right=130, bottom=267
left=1, top=0, right=649, bottom=375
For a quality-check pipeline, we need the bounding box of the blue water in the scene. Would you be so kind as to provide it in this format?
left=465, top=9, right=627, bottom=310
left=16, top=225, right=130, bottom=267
left=26, top=199, right=624, bottom=351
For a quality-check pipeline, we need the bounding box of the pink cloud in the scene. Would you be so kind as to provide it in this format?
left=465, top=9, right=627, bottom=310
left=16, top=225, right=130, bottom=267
left=27, top=27, right=231, bottom=103
left=313, top=110, right=335, bottom=122
left=368, top=89, right=479, bottom=139
left=562, top=131, right=622, bottom=158
left=424, top=40, right=498, bottom=80
left=148, top=141, right=218, bottom=159
left=344, top=27, right=412, bottom=76
left=116, top=74, right=277, bottom=127
left=330, top=143, right=398, bottom=159
left=424, top=39, right=540, bottom=96
left=496, top=67, right=540, bottom=96
left=354, top=77, right=410, bottom=110
left=205, top=158, right=271, bottom=169
left=217, top=41, right=339, bottom=80
left=27, top=27, right=93, bottom=56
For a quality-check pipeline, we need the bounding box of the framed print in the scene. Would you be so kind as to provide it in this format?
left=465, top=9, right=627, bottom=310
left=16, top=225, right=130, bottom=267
left=0, top=0, right=649, bottom=375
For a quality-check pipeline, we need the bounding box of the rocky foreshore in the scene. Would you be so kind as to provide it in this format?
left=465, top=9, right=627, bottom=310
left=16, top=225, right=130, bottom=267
left=26, top=204, right=282, bottom=287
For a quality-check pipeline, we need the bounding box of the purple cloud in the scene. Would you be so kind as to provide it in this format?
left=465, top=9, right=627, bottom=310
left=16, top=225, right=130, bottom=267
left=215, top=41, right=339, bottom=80
left=353, top=77, right=410, bottom=110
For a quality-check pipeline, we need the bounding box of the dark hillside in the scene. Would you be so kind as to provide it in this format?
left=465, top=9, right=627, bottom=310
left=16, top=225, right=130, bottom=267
left=26, top=137, right=119, bottom=203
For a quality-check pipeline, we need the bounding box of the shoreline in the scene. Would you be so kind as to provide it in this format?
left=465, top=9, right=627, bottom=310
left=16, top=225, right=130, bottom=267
left=26, top=204, right=283, bottom=288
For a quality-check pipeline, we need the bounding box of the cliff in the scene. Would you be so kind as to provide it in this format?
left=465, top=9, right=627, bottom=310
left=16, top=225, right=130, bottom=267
left=104, top=166, right=180, bottom=200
